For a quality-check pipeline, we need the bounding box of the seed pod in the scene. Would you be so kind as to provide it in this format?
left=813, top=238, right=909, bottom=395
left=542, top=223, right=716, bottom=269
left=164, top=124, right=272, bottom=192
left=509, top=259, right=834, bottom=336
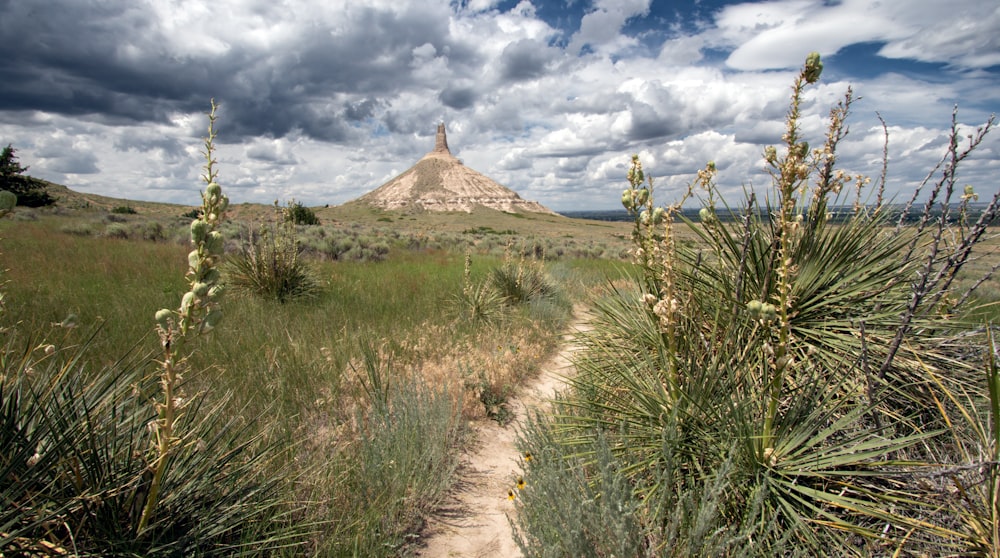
left=180, top=292, right=196, bottom=314
left=188, top=250, right=201, bottom=272
left=203, top=309, right=222, bottom=330
left=651, top=206, right=666, bottom=225
left=190, top=219, right=210, bottom=243
left=760, top=303, right=777, bottom=321
left=804, top=52, right=823, bottom=84
left=205, top=182, right=222, bottom=199
left=200, top=268, right=221, bottom=284
left=205, top=231, right=224, bottom=255
left=155, top=308, right=172, bottom=328
left=699, top=207, right=715, bottom=224
left=192, top=282, right=210, bottom=297
left=636, top=188, right=649, bottom=207
left=746, top=300, right=762, bottom=317
left=639, top=209, right=650, bottom=225
left=621, top=190, right=634, bottom=211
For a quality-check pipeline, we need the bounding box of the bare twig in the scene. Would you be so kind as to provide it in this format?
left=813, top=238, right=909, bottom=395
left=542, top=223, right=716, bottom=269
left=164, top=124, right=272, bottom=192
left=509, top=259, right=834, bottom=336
left=732, top=191, right=756, bottom=309
left=878, top=111, right=995, bottom=379
left=876, top=112, right=888, bottom=212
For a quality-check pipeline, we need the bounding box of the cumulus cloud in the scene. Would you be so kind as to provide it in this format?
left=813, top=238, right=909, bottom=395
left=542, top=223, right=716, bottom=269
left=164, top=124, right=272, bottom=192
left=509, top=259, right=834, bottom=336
left=719, top=0, right=1000, bottom=71
left=0, top=0, right=995, bottom=211
left=568, top=0, right=652, bottom=54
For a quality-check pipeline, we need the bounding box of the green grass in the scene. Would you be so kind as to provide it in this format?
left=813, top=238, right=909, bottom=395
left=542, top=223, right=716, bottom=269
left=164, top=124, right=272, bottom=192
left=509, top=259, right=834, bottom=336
left=0, top=209, right=584, bottom=555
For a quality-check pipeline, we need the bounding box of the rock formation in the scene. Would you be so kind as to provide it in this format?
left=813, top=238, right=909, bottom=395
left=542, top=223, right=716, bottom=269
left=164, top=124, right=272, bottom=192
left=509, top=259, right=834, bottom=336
left=356, top=124, right=554, bottom=214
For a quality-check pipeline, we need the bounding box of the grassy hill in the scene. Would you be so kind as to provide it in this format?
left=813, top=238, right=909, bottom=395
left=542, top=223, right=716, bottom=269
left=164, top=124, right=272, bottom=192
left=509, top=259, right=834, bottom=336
left=24, top=180, right=636, bottom=260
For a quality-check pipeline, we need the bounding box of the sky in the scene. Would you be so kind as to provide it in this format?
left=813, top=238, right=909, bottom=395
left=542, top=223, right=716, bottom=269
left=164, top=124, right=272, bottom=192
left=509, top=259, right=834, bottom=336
left=1, top=0, right=998, bottom=212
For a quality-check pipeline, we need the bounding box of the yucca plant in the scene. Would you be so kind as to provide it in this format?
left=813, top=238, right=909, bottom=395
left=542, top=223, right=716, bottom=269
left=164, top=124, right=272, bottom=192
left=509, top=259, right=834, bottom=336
left=452, top=251, right=507, bottom=323
left=226, top=213, right=320, bottom=303
left=488, top=243, right=562, bottom=307
left=515, top=52, right=999, bottom=556
left=0, top=337, right=304, bottom=556
left=1, top=101, right=310, bottom=556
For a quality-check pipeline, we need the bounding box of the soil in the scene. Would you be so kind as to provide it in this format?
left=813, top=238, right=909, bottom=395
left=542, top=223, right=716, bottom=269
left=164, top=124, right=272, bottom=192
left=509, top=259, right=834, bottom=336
left=416, top=310, right=590, bottom=557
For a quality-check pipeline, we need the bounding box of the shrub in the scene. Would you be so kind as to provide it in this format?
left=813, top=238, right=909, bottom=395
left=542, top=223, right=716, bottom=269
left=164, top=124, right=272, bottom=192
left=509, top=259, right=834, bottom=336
left=104, top=222, right=130, bottom=239
left=225, top=220, right=320, bottom=303
left=111, top=205, right=137, bottom=214
left=283, top=199, right=320, bottom=226
left=0, top=190, right=15, bottom=217
left=60, top=222, right=96, bottom=236
left=138, top=221, right=165, bottom=242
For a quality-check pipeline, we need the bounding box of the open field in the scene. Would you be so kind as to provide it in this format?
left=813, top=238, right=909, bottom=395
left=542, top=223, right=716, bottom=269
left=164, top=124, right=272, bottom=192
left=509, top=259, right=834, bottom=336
left=0, top=197, right=634, bottom=556
left=3, top=177, right=999, bottom=556
left=4, top=56, right=1000, bottom=555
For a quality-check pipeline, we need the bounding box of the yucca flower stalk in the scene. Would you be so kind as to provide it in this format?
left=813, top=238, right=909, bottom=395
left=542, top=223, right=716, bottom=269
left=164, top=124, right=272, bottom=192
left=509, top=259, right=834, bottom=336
left=758, top=53, right=824, bottom=457
left=140, top=99, right=229, bottom=533
left=622, top=154, right=691, bottom=397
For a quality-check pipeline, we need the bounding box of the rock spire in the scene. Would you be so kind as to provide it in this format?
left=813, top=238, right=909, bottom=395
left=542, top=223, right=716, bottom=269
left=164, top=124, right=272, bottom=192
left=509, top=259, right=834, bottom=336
left=433, top=123, right=450, bottom=154
left=355, top=124, right=554, bottom=214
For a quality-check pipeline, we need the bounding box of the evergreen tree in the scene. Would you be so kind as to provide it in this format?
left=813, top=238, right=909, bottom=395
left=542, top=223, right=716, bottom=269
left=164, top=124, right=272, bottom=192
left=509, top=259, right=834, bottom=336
left=0, top=143, right=54, bottom=207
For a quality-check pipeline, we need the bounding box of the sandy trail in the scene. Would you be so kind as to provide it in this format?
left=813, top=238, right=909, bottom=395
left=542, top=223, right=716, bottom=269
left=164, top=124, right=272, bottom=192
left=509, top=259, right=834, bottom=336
left=417, top=310, right=590, bottom=558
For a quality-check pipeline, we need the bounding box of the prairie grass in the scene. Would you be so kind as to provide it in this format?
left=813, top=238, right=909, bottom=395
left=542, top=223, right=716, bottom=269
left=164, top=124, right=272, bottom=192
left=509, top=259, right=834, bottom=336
left=0, top=202, right=584, bottom=556
left=0, top=101, right=603, bottom=555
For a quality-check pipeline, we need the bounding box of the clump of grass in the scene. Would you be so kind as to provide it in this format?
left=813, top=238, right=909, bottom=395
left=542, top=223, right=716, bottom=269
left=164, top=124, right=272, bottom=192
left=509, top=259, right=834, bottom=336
left=296, top=337, right=465, bottom=556
left=225, top=211, right=320, bottom=303
left=488, top=242, right=563, bottom=307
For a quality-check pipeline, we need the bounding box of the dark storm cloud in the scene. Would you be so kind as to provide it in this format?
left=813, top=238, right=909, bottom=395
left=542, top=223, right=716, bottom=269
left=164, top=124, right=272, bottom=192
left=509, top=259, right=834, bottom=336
left=0, top=1, right=204, bottom=123
left=0, top=0, right=476, bottom=143
left=36, top=150, right=100, bottom=175
left=627, top=101, right=682, bottom=141
left=344, top=98, right=384, bottom=122
left=112, top=134, right=185, bottom=159
left=500, top=39, right=556, bottom=81
left=246, top=144, right=297, bottom=166
left=439, top=86, right=479, bottom=109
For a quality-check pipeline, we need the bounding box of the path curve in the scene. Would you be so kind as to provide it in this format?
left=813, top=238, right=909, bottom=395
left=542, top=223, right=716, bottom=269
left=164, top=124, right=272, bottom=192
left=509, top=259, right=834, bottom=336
left=417, top=309, right=590, bottom=558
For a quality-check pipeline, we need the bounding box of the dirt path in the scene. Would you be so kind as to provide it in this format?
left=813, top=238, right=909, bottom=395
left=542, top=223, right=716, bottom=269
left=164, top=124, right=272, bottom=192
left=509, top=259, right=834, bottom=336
left=417, top=309, right=590, bottom=558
